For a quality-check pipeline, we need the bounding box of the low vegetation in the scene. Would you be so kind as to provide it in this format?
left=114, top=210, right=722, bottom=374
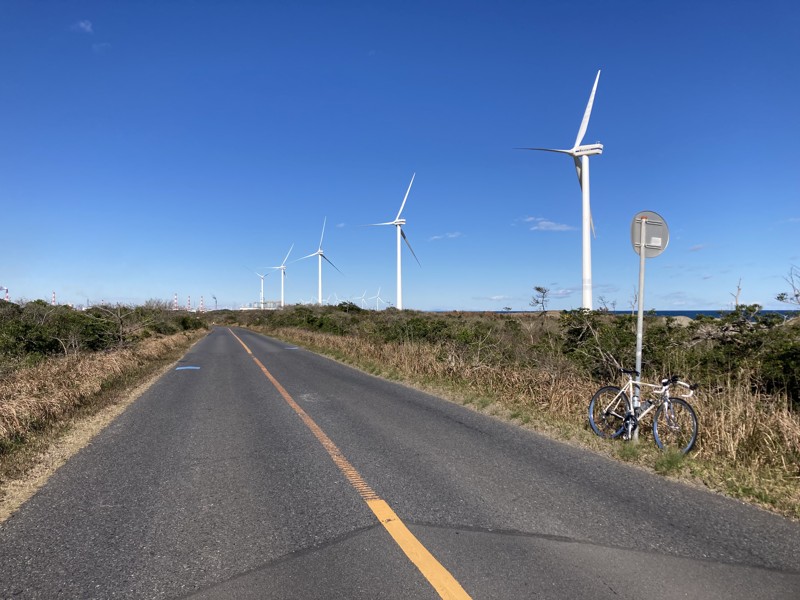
left=0, top=300, right=206, bottom=489
left=1, top=294, right=797, bottom=519
left=224, top=303, right=800, bottom=518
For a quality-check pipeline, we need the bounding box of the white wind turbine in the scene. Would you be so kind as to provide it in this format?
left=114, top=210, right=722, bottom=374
left=270, top=243, right=294, bottom=308
left=368, top=287, right=387, bottom=311
left=355, top=290, right=368, bottom=309
left=517, top=70, right=603, bottom=310
left=368, top=174, right=420, bottom=310
left=298, top=217, right=342, bottom=305
left=254, top=270, right=269, bottom=309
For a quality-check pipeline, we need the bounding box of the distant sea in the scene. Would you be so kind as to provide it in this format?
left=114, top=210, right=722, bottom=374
left=487, top=309, right=800, bottom=319
left=612, top=309, right=800, bottom=319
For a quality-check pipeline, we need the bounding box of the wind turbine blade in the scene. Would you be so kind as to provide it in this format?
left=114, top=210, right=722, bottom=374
left=591, top=213, right=596, bottom=238
left=321, top=254, right=343, bottom=274
left=395, top=173, right=416, bottom=220
left=401, top=229, right=421, bottom=266
left=515, top=147, right=574, bottom=155
left=294, top=252, right=318, bottom=262
left=573, top=156, right=583, bottom=188
left=365, top=221, right=394, bottom=227
left=574, top=70, right=601, bottom=148
left=318, top=217, right=327, bottom=250
left=281, top=243, right=294, bottom=266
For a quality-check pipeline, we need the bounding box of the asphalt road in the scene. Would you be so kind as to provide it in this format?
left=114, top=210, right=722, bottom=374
left=1, top=327, right=798, bottom=599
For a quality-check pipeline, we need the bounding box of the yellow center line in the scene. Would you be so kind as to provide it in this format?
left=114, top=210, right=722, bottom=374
left=227, top=329, right=471, bottom=600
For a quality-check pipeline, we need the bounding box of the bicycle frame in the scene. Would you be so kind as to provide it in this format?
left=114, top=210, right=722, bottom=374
left=601, top=373, right=693, bottom=441
left=589, top=370, right=698, bottom=451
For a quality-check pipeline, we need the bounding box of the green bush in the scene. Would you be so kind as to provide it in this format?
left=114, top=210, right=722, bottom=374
left=0, top=300, right=208, bottom=374
left=216, top=303, right=800, bottom=409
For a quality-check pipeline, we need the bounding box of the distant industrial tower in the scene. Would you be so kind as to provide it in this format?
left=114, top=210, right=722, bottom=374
left=173, top=293, right=178, bottom=311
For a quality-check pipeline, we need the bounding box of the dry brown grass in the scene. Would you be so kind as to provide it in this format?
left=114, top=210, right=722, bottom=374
left=263, top=325, right=800, bottom=519
left=0, top=332, right=204, bottom=447
left=270, top=327, right=594, bottom=437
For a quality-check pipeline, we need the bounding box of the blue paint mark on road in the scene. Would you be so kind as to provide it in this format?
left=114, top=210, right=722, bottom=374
left=285, top=346, right=300, bottom=350
left=175, top=366, right=201, bottom=370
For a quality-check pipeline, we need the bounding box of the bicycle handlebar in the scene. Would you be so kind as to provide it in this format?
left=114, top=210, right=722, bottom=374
left=673, top=380, right=696, bottom=398
left=619, top=369, right=697, bottom=399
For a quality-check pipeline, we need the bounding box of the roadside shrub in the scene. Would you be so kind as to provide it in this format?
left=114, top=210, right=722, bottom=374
left=0, top=300, right=207, bottom=375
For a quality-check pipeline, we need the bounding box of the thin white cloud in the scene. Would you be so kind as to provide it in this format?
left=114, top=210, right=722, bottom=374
left=72, top=20, right=93, bottom=34
left=528, top=218, right=575, bottom=232
left=336, top=222, right=346, bottom=228
left=429, top=232, right=463, bottom=241
left=689, top=244, right=706, bottom=252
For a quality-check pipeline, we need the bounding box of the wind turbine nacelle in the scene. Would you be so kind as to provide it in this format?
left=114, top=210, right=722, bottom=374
left=573, top=143, right=603, bottom=157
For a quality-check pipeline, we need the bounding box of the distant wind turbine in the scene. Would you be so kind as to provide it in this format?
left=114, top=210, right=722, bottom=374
left=298, top=217, right=342, bottom=305
left=254, top=270, right=269, bottom=310
left=368, top=173, right=420, bottom=310
left=368, top=287, right=388, bottom=311
left=355, top=290, right=368, bottom=309
left=517, top=70, right=603, bottom=310
left=271, top=243, right=294, bottom=308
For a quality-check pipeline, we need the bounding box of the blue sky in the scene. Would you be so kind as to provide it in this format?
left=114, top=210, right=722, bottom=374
left=2, top=1, right=798, bottom=311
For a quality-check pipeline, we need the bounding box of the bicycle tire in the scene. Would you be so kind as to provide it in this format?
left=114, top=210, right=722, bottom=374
left=652, top=397, right=698, bottom=454
left=588, top=386, right=627, bottom=439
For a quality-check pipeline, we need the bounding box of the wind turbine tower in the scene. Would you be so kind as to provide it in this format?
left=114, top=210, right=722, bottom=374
left=271, top=244, right=294, bottom=308
left=298, top=218, right=341, bottom=305
left=255, top=271, right=269, bottom=309
left=369, top=174, right=420, bottom=310
left=518, top=70, right=603, bottom=310
left=368, top=287, right=387, bottom=310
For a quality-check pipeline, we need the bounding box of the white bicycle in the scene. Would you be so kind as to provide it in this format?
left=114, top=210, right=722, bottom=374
left=588, top=369, right=699, bottom=454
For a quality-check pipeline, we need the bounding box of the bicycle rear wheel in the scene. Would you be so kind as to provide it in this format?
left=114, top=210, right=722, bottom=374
left=588, top=386, right=627, bottom=438
left=652, top=397, right=698, bottom=454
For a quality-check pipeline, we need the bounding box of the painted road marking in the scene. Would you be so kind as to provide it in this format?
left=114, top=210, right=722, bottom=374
left=227, top=329, right=471, bottom=600
left=175, top=366, right=201, bottom=370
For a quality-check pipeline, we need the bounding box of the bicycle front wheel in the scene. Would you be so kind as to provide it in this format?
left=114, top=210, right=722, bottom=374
left=588, top=386, right=627, bottom=439
left=653, top=397, right=698, bottom=454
